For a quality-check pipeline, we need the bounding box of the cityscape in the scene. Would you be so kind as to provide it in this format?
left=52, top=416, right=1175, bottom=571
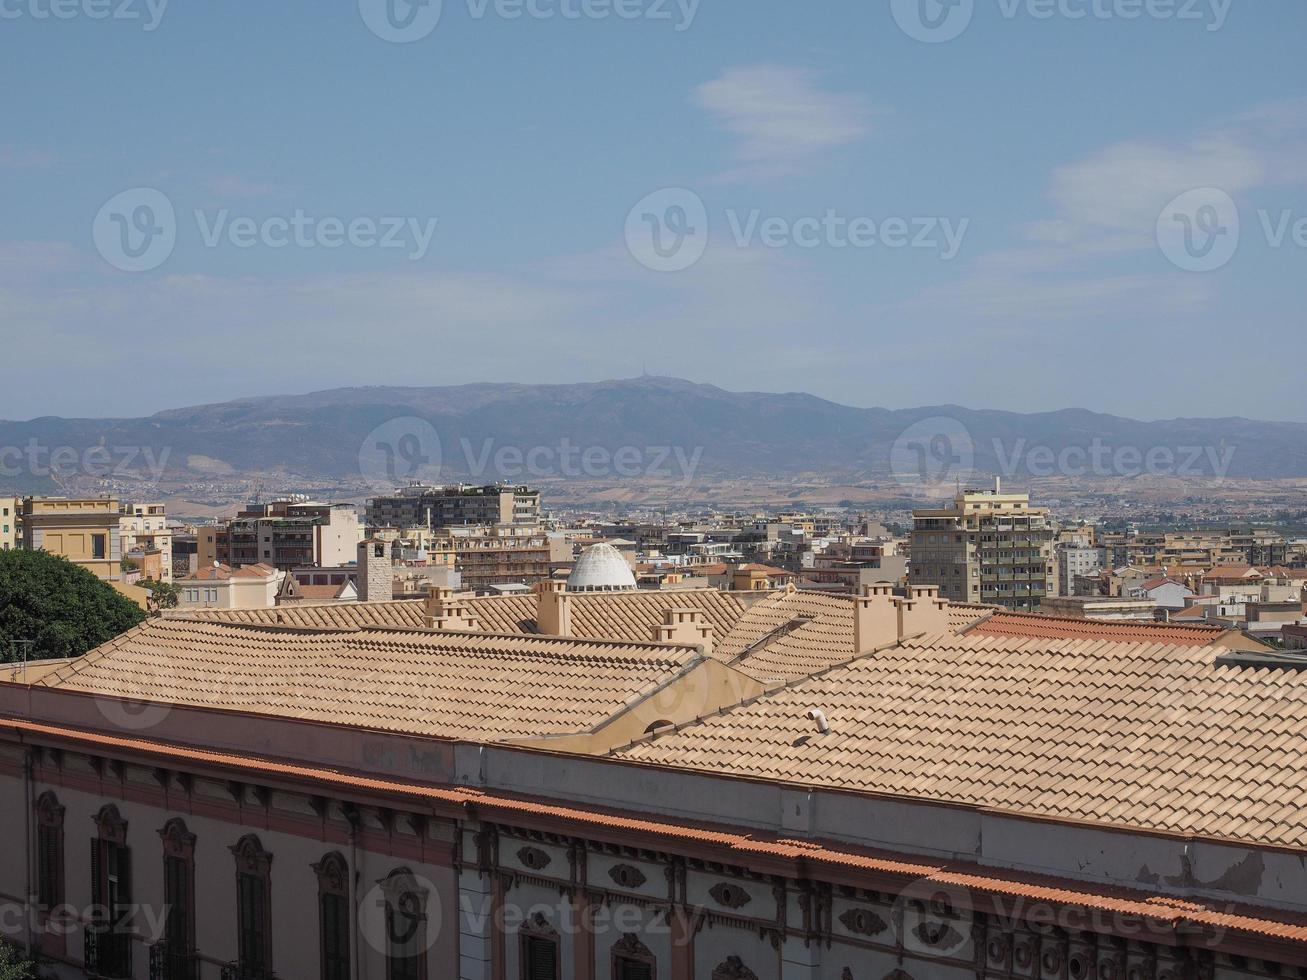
left=2, top=2, right=1307, bottom=980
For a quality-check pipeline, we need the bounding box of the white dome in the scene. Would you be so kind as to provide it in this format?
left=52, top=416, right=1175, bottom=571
left=567, top=543, right=638, bottom=592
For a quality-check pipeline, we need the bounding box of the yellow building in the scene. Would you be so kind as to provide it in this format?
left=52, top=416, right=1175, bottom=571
left=0, top=496, right=18, bottom=551
left=20, top=496, right=122, bottom=581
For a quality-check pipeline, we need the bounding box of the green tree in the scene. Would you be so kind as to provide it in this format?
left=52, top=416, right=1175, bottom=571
left=0, top=942, right=37, bottom=980
left=142, top=578, right=181, bottom=613
left=0, top=550, right=146, bottom=662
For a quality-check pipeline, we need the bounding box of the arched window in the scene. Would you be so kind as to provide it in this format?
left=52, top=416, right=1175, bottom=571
left=313, top=852, right=350, bottom=980
left=612, top=933, right=655, bottom=980
left=230, top=835, right=273, bottom=977
left=156, top=819, right=196, bottom=980
left=519, top=912, right=559, bottom=980
left=90, top=804, right=132, bottom=979
left=379, top=868, right=428, bottom=980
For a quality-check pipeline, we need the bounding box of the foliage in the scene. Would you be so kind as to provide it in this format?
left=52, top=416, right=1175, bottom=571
left=142, top=578, right=182, bottom=613
left=0, top=943, right=37, bottom=980
left=0, top=550, right=146, bottom=662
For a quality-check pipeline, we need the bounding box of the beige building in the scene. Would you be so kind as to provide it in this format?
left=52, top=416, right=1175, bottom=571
left=119, top=502, right=172, bottom=583
left=20, top=496, right=122, bottom=580
left=365, top=483, right=541, bottom=529
left=909, top=484, right=1054, bottom=610
left=0, top=496, right=18, bottom=551
left=176, top=562, right=280, bottom=611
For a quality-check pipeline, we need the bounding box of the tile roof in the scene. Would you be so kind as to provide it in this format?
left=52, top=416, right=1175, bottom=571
left=615, top=632, right=1307, bottom=849
left=965, top=611, right=1230, bottom=646
left=36, top=619, right=702, bottom=741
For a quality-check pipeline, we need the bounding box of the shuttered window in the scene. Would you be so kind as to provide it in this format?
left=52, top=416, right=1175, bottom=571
left=523, top=937, right=558, bottom=980
left=36, top=823, right=61, bottom=908
left=320, top=893, right=350, bottom=980
left=238, top=872, right=270, bottom=971
left=615, top=957, right=653, bottom=980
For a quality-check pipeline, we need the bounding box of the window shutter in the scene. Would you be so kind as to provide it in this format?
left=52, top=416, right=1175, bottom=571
left=617, top=959, right=653, bottom=980
left=117, top=846, right=132, bottom=906
left=525, top=938, right=557, bottom=980
left=90, top=839, right=103, bottom=909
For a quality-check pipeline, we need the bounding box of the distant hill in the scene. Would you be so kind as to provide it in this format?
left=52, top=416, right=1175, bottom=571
left=2, top=376, right=1304, bottom=488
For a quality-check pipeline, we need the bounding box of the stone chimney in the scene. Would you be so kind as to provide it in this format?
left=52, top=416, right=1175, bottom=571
left=424, top=586, right=481, bottom=632
left=897, top=585, right=950, bottom=638
left=535, top=580, right=572, bottom=637
left=854, top=584, right=899, bottom=654
left=653, top=608, right=713, bottom=657
left=357, top=538, right=393, bottom=603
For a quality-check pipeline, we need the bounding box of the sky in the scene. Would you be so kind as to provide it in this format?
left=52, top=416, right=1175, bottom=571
left=1, top=0, right=1305, bottom=422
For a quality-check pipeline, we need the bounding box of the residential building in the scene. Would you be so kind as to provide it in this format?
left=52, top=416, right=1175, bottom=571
left=118, top=501, right=172, bottom=582
left=1054, top=544, right=1101, bottom=596
left=217, top=501, right=361, bottom=570
left=1, top=583, right=1301, bottom=980
left=19, top=495, right=122, bottom=580
left=1130, top=575, right=1196, bottom=611
left=365, top=484, right=541, bottom=529
left=0, top=496, right=17, bottom=550
left=909, top=483, right=1054, bottom=610
left=175, top=562, right=280, bottom=611
left=444, top=524, right=553, bottom=591
left=1038, top=594, right=1160, bottom=620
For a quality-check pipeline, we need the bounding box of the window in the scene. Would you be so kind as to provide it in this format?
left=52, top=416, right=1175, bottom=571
left=35, top=792, right=65, bottom=914
left=380, top=869, right=428, bottom=980
left=313, top=853, right=350, bottom=980
left=520, top=914, right=559, bottom=980
left=612, top=934, right=655, bottom=980
left=230, top=835, right=273, bottom=977
left=92, top=534, right=107, bottom=560
left=90, top=805, right=132, bottom=979
left=158, top=819, right=197, bottom=980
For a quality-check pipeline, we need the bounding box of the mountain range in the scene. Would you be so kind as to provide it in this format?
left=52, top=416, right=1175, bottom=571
left=2, top=377, right=1305, bottom=488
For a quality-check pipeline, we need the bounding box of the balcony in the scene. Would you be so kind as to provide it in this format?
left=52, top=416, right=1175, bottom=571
left=150, top=942, right=200, bottom=980
left=85, top=923, right=132, bottom=979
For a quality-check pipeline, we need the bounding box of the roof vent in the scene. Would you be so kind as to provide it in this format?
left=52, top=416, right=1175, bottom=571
left=806, top=708, right=830, bottom=735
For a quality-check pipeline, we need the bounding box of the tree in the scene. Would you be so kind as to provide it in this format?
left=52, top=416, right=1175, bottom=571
left=0, top=550, right=146, bottom=662
left=0, top=943, right=37, bottom=980
left=142, top=578, right=181, bottom=614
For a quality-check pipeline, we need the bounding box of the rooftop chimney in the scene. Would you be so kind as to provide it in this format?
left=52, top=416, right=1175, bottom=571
left=653, top=607, right=714, bottom=657
left=898, top=585, right=950, bottom=638
left=424, top=585, right=481, bottom=632
left=535, top=579, right=572, bottom=637
left=854, top=583, right=898, bottom=654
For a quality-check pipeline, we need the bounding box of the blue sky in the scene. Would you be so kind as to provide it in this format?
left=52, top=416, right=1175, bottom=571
left=1, top=0, right=1304, bottom=421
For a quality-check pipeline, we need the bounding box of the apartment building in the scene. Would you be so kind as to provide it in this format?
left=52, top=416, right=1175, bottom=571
left=910, top=483, right=1054, bottom=610
left=176, top=562, right=280, bottom=611
left=202, top=501, right=360, bottom=570
left=0, top=496, right=17, bottom=550
left=19, top=496, right=122, bottom=581
left=445, top=524, right=552, bottom=590
left=365, top=483, right=541, bottom=529
left=119, top=501, right=172, bottom=582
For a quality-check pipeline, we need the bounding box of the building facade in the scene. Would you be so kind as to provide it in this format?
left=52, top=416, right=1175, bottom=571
left=365, top=485, right=541, bottom=530
left=0, top=496, right=18, bottom=551
left=909, top=486, right=1054, bottom=611
left=20, top=496, right=123, bottom=581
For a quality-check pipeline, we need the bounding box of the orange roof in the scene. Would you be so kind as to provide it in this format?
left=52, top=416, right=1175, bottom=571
left=966, top=611, right=1226, bottom=645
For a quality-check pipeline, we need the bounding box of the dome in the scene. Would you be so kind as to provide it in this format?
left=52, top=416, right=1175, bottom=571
left=567, top=543, right=638, bottom=593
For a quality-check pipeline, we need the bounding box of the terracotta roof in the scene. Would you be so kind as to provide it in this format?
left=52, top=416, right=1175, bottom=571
left=946, top=602, right=996, bottom=630
left=1204, top=565, right=1263, bottom=582
left=713, top=589, right=857, bottom=682
left=616, top=632, right=1307, bottom=849
left=35, top=619, right=703, bottom=741
left=5, top=716, right=1305, bottom=949
left=966, top=611, right=1228, bottom=646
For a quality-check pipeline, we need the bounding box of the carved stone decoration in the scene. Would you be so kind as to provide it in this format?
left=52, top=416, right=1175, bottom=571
left=93, top=804, right=128, bottom=846
left=609, top=863, right=647, bottom=889
left=158, top=818, right=196, bottom=860
left=312, top=851, right=349, bottom=896
left=711, top=956, right=759, bottom=980
left=913, top=919, right=963, bottom=950
left=841, top=970, right=854, bottom=980
left=517, top=846, right=551, bottom=871
left=838, top=907, right=888, bottom=937
left=708, top=881, right=752, bottom=910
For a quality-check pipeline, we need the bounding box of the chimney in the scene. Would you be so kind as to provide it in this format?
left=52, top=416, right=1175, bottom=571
left=424, top=585, right=481, bottom=632
left=535, top=580, right=572, bottom=637
left=898, top=585, right=950, bottom=638
left=653, top=608, right=713, bottom=657
left=854, top=583, right=899, bottom=654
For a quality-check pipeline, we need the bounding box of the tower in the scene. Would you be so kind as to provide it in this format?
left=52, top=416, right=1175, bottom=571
left=358, top=538, right=394, bottom=603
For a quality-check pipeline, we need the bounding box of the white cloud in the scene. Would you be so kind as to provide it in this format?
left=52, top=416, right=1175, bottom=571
left=693, top=66, right=871, bottom=180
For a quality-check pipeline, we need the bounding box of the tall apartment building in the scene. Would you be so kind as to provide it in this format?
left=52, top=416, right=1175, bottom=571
left=909, top=483, right=1054, bottom=610
left=444, top=524, right=553, bottom=590
left=200, top=502, right=360, bottom=570
left=19, top=496, right=123, bottom=581
left=365, top=484, right=540, bottom=529
left=0, top=497, right=17, bottom=551
left=119, top=501, right=172, bottom=582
